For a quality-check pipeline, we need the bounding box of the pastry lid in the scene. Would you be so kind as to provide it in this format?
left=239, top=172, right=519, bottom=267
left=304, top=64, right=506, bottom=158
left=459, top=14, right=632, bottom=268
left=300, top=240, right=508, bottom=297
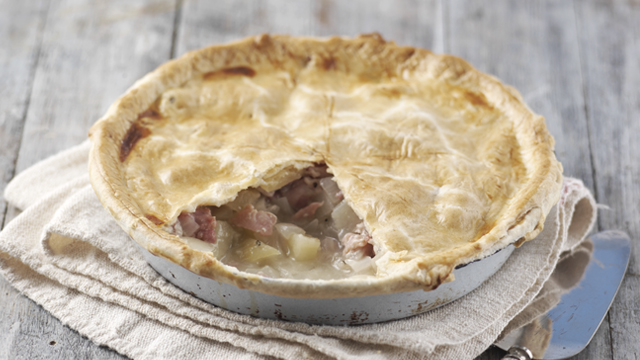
left=88, top=34, right=563, bottom=298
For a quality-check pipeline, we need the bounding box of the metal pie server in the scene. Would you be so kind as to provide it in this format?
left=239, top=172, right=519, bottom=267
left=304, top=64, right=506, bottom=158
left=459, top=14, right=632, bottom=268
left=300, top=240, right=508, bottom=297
left=496, top=230, right=631, bottom=360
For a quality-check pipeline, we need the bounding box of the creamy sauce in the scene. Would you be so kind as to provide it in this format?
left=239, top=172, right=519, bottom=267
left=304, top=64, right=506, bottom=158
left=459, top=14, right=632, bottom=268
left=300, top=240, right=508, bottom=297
left=169, top=166, right=377, bottom=280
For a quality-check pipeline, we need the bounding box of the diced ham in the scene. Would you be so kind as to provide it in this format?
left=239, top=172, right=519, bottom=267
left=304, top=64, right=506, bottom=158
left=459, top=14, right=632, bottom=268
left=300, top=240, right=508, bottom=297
left=231, top=204, right=278, bottom=236
left=293, top=201, right=324, bottom=220
left=280, top=176, right=322, bottom=210
left=272, top=165, right=331, bottom=211
left=341, top=223, right=374, bottom=260
left=178, top=207, right=217, bottom=243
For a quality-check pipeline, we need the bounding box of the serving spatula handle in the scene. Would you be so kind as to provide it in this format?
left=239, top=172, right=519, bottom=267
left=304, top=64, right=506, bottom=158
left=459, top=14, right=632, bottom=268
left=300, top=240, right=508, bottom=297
left=501, top=346, right=533, bottom=360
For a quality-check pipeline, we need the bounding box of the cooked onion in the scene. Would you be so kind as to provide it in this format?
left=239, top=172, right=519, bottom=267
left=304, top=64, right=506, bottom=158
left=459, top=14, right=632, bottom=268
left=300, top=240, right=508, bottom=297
left=320, top=178, right=342, bottom=206
left=224, top=189, right=260, bottom=211
left=182, top=236, right=217, bottom=254
left=271, top=196, right=294, bottom=218
left=331, top=201, right=361, bottom=233
left=275, top=223, right=305, bottom=239
left=215, top=220, right=239, bottom=258
left=345, top=257, right=374, bottom=273
left=236, top=238, right=281, bottom=262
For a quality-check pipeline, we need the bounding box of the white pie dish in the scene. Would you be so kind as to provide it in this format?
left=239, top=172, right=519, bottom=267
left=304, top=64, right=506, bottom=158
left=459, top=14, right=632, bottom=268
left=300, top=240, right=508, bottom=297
left=135, top=241, right=515, bottom=324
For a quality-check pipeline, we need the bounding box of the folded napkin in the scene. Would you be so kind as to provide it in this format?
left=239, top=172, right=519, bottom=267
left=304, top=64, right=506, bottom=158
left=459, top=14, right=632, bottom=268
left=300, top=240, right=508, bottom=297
left=0, top=141, right=596, bottom=360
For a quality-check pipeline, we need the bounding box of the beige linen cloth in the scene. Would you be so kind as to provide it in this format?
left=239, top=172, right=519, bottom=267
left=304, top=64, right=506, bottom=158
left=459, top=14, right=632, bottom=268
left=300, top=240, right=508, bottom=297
left=0, top=141, right=597, bottom=360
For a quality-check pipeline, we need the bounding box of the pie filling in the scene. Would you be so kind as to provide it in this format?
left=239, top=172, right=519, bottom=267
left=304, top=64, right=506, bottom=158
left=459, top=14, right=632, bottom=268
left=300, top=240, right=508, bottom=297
left=165, top=164, right=377, bottom=279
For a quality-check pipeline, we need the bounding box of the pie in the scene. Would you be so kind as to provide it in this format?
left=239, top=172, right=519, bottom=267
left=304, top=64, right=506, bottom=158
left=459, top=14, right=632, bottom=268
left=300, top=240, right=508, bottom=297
left=88, top=34, right=563, bottom=298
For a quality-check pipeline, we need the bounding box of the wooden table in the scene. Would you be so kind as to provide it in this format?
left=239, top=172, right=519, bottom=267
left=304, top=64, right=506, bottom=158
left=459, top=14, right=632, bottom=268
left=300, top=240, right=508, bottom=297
left=1, top=1, right=638, bottom=359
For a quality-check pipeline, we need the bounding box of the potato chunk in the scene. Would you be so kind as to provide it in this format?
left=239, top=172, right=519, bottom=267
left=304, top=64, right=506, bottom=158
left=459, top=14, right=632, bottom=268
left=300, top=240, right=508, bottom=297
left=287, top=233, right=321, bottom=261
left=275, top=223, right=305, bottom=239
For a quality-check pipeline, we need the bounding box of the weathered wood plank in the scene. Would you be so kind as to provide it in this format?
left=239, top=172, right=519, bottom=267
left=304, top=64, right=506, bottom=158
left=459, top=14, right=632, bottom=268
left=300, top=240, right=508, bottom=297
left=446, top=2, right=606, bottom=359
left=574, top=1, right=640, bottom=359
left=12, top=0, right=177, bottom=175
left=307, top=0, right=438, bottom=47
left=575, top=0, right=640, bottom=275
left=175, top=0, right=438, bottom=56
left=1, top=0, right=178, bottom=359
left=447, top=0, right=595, bottom=193
left=0, top=0, right=55, bottom=358
left=0, top=0, right=48, bottom=228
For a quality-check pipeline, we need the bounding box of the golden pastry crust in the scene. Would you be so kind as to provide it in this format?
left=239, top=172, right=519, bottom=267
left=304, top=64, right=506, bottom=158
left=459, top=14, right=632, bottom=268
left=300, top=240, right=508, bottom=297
left=88, top=34, right=563, bottom=298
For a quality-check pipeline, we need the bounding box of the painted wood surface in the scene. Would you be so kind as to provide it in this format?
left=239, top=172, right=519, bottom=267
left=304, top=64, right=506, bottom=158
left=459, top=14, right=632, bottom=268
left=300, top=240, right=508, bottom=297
left=574, top=1, right=640, bottom=359
left=0, top=0, right=638, bottom=359
left=446, top=2, right=606, bottom=359
left=0, top=0, right=176, bottom=358
left=0, top=0, right=49, bottom=229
